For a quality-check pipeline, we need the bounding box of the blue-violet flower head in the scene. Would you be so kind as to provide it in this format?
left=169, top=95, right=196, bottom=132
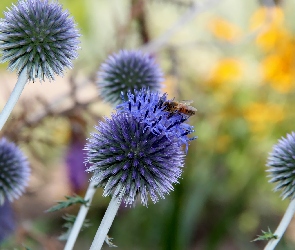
left=266, top=132, right=295, bottom=200
left=97, top=50, right=163, bottom=105
left=0, top=138, right=30, bottom=205
left=116, top=88, right=196, bottom=152
left=0, top=201, right=15, bottom=243
left=0, top=0, right=80, bottom=82
left=85, top=113, right=185, bottom=206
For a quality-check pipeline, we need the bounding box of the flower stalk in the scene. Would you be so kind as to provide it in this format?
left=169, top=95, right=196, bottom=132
left=64, top=180, right=97, bottom=250
left=264, top=199, right=295, bottom=250
left=0, top=68, right=28, bottom=131
left=89, top=195, right=122, bottom=250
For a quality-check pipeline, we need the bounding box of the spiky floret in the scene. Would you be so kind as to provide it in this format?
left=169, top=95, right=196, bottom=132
left=0, top=0, right=80, bottom=81
left=0, top=138, right=30, bottom=205
left=267, top=132, right=295, bottom=200
left=116, top=89, right=196, bottom=152
left=98, top=50, right=163, bottom=105
left=85, top=113, right=185, bottom=206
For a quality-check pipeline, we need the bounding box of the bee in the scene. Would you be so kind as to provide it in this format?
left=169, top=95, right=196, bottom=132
left=163, top=100, right=197, bottom=117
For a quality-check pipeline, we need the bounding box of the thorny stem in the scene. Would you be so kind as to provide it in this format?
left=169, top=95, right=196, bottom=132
left=0, top=68, right=28, bottom=131
left=264, top=199, right=295, bottom=250
left=89, top=195, right=122, bottom=250
left=64, top=180, right=97, bottom=250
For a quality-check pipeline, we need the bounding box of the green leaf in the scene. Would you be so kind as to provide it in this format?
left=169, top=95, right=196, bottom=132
left=46, top=195, right=88, bottom=212
left=251, top=228, right=278, bottom=242
left=58, top=214, right=92, bottom=241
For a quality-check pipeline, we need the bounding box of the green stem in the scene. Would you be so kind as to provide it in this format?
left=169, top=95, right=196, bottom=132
left=89, top=195, right=122, bottom=250
left=0, top=68, right=28, bottom=131
left=264, top=199, right=295, bottom=250
left=64, top=180, right=97, bottom=250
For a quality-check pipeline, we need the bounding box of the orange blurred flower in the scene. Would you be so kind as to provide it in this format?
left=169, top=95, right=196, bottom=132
left=208, top=17, right=242, bottom=42
left=262, top=42, right=295, bottom=93
left=251, top=7, right=295, bottom=93
left=244, top=102, right=284, bottom=134
left=208, top=58, right=243, bottom=88
left=250, top=6, right=290, bottom=52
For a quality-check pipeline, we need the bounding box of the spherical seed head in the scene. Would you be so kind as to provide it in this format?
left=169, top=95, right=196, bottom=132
left=98, top=50, right=163, bottom=105
left=266, top=132, right=295, bottom=200
left=0, top=138, right=30, bottom=205
left=116, top=88, right=196, bottom=153
left=85, top=113, right=185, bottom=206
left=0, top=0, right=80, bottom=82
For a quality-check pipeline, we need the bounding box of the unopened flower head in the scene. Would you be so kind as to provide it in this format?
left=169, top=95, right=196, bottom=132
left=98, top=50, right=163, bottom=105
left=117, top=88, right=196, bottom=152
left=266, top=132, right=295, bottom=200
left=0, top=0, right=80, bottom=81
left=0, top=138, right=30, bottom=205
left=85, top=113, right=185, bottom=206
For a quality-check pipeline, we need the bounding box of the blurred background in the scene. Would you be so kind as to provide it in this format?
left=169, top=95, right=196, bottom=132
left=1, top=0, right=295, bottom=249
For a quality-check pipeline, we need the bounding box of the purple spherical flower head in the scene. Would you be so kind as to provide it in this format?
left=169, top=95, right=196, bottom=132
left=85, top=113, right=185, bottom=206
left=116, top=88, right=196, bottom=153
left=0, top=0, right=80, bottom=82
left=0, top=201, right=15, bottom=243
left=98, top=50, right=163, bottom=105
left=0, top=138, right=30, bottom=205
left=266, top=132, right=295, bottom=200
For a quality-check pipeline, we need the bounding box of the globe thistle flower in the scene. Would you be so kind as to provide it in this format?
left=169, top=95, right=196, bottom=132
left=98, top=50, right=163, bottom=105
left=116, top=88, right=196, bottom=152
left=0, top=201, right=15, bottom=243
left=0, top=0, right=80, bottom=82
left=266, top=132, right=295, bottom=200
left=0, top=138, right=30, bottom=205
left=85, top=113, right=185, bottom=206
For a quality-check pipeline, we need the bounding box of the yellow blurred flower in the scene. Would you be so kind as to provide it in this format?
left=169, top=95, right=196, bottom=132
left=244, top=102, right=284, bottom=134
left=250, top=7, right=291, bottom=52
left=250, top=6, right=284, bottom=29
left=208, top=17, right=242, bottom=42
left=251, top=7, right=295, bottom=93
left=208, top=58, right=243, bottom=88
left=262, top=43, right=295, bottom=93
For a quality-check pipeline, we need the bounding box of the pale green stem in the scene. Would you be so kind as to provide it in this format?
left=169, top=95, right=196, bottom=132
left=64, top=180, right=97, bottom=250
left=89, top=195, right=122, bottom=250
left=264, top=199, right=295, bottom=250
left=0, top=68, right=28, bottom=131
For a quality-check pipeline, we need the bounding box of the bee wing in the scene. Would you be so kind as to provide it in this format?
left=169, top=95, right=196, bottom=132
left=188, top=106, right=198, bottom=111
left=180, top=100, right=194, bottom=105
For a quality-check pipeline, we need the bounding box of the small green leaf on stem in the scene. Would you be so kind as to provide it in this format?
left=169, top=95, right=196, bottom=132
left=46, top=195, right=88, bottom=212
left=105, top=235, right=117, bottom=247
left=58, top=214, right=92, bottom=241
left=251, top=227, right=278, bottom=242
